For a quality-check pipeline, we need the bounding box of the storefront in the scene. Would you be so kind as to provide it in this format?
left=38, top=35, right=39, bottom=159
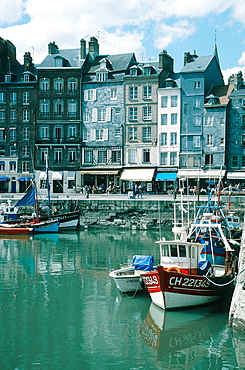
left=155, top=170, right=178, bottom=194
left=120, top=168, right=156, bottom=193
left=18, top=176, right=32, bottom=193
left=80, top=170, right=120, bottom=193
left=177, top=169, right=225, bottom=192
left=0, top=176, right=10, bottom=193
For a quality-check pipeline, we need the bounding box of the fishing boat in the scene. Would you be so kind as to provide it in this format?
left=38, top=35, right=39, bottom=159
left=140, top=192, right=239, bottom=310
left=0, top=224, right=33, bottom=234
left=109, top=255, right=154, bottom=293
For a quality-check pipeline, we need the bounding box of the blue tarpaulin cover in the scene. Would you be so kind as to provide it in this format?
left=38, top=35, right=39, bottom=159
left=132, top=255, right=154, bottom=271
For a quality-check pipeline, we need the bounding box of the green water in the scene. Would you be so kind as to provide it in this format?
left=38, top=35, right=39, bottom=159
left=0, top=230, right=243, bottom=370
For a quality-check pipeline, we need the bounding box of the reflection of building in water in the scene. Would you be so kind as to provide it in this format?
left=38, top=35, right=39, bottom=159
left=140, top=303, right=238, bottom=368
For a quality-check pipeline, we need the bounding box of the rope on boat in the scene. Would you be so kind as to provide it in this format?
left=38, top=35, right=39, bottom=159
left=204, top=267, right=245, bottom=287
left=123, top=276, right=142, bottom=298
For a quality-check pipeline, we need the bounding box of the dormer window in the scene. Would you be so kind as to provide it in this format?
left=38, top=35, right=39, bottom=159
left=97, top=72, right=108, bottom=82
left=130, top=66, right=138, bottom=76
left=5, top=75, right=11, bottom=83
left=144, top=66, right=152, bottom=76
left=23, top=74, right=29, bottom=82
left=54, top=57, right=63, bottom=67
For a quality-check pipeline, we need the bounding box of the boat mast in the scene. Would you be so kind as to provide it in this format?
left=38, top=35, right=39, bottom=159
left=45, top=153, right=51, bottom=212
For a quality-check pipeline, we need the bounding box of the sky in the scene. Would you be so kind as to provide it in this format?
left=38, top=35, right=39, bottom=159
left=1, top=0, right=245, bottom=83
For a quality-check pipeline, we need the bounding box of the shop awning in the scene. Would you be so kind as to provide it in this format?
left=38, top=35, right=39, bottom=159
left=155, top=172, right=177, bottom=181
left=227, top=172, right=245, bottom=179
left=67, top=171, right=76, bottom=180
left=177, top=169, right=225, bottom=179
left=80, top=170, right=119, bottom=175
left=0, top=176, right=10, bottom=181
left=52, top=171, right=63, bottom=180
left=120, top=168, right=155, bottom=182
left=18, top=176, right=32, bottom=181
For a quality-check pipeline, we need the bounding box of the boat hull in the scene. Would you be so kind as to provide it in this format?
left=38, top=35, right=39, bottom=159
left=43, top=211, right=80, bottom=231
left=0, top=226, right=33, bottom=234
left=141, top=266, right=232, bottom=310
left=109, top=267, right=146, bottom=293
left=33, top=221, right=59, bottom=233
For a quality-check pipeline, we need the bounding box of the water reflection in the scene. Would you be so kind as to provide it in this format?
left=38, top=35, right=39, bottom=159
left=0, top=230, right=243, bottom=370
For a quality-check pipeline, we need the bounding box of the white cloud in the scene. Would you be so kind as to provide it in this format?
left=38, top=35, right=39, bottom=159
left=0, top=0, right=25, bottom=25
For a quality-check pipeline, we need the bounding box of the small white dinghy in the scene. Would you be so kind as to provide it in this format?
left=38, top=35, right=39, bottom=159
left=109, top=255, right=154, bottom=293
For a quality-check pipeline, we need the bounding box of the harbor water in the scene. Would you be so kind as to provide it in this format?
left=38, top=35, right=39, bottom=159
left=0, top=229, right=244, bottom=370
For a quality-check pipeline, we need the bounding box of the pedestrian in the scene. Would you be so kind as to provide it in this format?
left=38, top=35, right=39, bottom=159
left=84, top=186, right=89, bottom=198
left=132, top=184, right=136, bottom=199
left=138, top=184, right=143, bottom=198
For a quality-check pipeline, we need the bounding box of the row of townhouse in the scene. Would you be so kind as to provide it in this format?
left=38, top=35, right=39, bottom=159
left=0, top=36, right=245, bottom=194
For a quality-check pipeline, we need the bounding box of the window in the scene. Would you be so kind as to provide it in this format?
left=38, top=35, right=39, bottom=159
left=115, top=107, right=120, bottom=114
left=220, top=117, right=225, bottom=125
left=83, top=129, right=88, bottom=142
left=111, top=150, right=121, bottom=163
left=128, top=127, right=137, bottom=141
left=181, top=156, right=188, bottom=167
left=231, top=155, right=238, bottom=167
left=96, top=129, right=104, bottom=141
left=128, top=149, right=137, bottom=164
left=84, top=151, right=93, bottom=164
left=40, top=101, right=50, bottom=116
left=160, top=152, right=168, bottom=165
left=9, top=128, right=16, bottom=141
left=40, top=150, right=48, bottom=163
left=0, top=162, right=4, bottom=171
left=68, top=101, right=77, bottom=116
left=5, top=75, right=11, bottom=83
left=207, top=134, right=213, bottom=146
left=10, top=109, right=16, bottom=121
left=143, top=106, right=152, bottom=120
left=110, top=88, right=117, bottom=99
left=194, top=157, right=201, bottom=167
left=85, top=89, right=96, bottom=101
left=9, top=161, right=16, bottom=171
left=129, top=86, right=138, bottom=100
left=0, top=129, right=5, bottom=140
left=170, top=133, right=177, bottom=146
left=160, top=133, right=167, bottom=146
left=170, top=152, right=177, bottom=165
left=0, top=110, right=5, bottom=121
left=98, top=151, right=107, bottom=163
left=54, top=58, right=63, bottom=67
left=115, top=128, right=121, bottom=137
left=161, top=96, right=168, bottom=108
left=10, top=145, right=16, bottom=156
left=41, top=126, right=49, bottom=139
left=0, top=92, right=6, bottom=103
left=23, top=127, right=29, bottom=140
left=130, top=67, right=137, bottom=76
left=142, top=127, right=151, bottom=141
left=0, top=145, right=5, bottom=156
left=68, top=126, right=76, bottom=138
left=68, top=150, right=76, bottom=163
left=161, top=114, right=167, bottom=125
left=171, top=96, right=177, bottom=107
left=54, top=101, right=63, bottom=116
left=143, top=149, right=150, bottom=163
left=84, top=112, right=89, bottom=122
left=55, top=126, right=62, bottom=139
left=129, top=107, right=137, bottom=120
left=205, top=154, right=213, bottom=165
left=242, top=135, right=245, bottom=146
left=23, top=92, right=30, bottom=104
left=242, top=155, right=245, bottom=167
left=54, top=150, right=62, bottom=162
left=10, top=92, right=17, bottom=103
left=220, top=138, right=224, bottom=146
left=54, top=79, right=63, bottom=93
left=193, top=116, right=201, bottom=126
left=22, top=161, right=29, bottom=172
left=193, top=136, right=200, bottom=147
left=40, top=79, right=49, bottom=93
left=98, top=108, right=106, bottom=122
left=205, top=116, right=214, bottom=126
left=68, top=79, right=77, bottom=93
left=97, top=72, right=108, bottom=81
left=193, top=97, right=201, bottom=109
left=23, top=109, right=30, bottom=121
left=143, top=86, right=152, bottom=99
left=22, top=145, right=29, bottom=156
left=184, top=104, right=188, bottom=114
left=194, top=81, right=201, bottom=89
left=171, top=113, right=177, bottom=125
left=23, top=74, right=29, bottom=82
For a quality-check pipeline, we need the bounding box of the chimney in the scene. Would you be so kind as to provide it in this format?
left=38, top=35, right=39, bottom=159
left=80, top=39, right=86, bottom=59
left=159, top=50, right=173, bottom=72
left=228, top=71, right=244, bottom=90
left=23, top=51, right=33, bottom=71
left=48, top=41, right=59, bottom=54
left=88, top=36, right=99, bottom=59
left=184, top=51, right=198, bottom=66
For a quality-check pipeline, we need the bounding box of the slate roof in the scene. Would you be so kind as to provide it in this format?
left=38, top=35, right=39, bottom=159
left=37, top=48, right=83, bottom=68
left=181, top=55, right=214, bottom=73
left=204, top=84, right=234, bottom=106
left=84, top=53, right=136, bottom=74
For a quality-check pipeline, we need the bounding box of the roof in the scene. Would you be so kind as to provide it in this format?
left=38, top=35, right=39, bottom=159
left=181, top=55, right=214, bottom=73
left=37, top=48, right=83, bottom=68
left=84, top=53, right=136, bottom=74
left=229, top=88, right=245, bottom=98
left=204, top=84, right=234, bottom=106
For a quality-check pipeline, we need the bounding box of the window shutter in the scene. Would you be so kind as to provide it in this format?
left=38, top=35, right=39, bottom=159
left=84, top=90, right=88, bottom=101
left=103, top=129, right=108, bottom=141
left=93, top=89, right=97, bottom=101
left=106, top=108, right=111, bottom=121
left=92, top=108, right=97, bottom=122
left=91, top=129, right=96, bottom=141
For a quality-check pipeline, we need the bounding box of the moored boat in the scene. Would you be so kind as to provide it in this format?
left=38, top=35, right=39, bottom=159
left=109, top=255, right=154, bottom=293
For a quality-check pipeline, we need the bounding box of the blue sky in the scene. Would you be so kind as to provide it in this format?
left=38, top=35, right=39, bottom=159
left=1, top=0, right=245, bottom=82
